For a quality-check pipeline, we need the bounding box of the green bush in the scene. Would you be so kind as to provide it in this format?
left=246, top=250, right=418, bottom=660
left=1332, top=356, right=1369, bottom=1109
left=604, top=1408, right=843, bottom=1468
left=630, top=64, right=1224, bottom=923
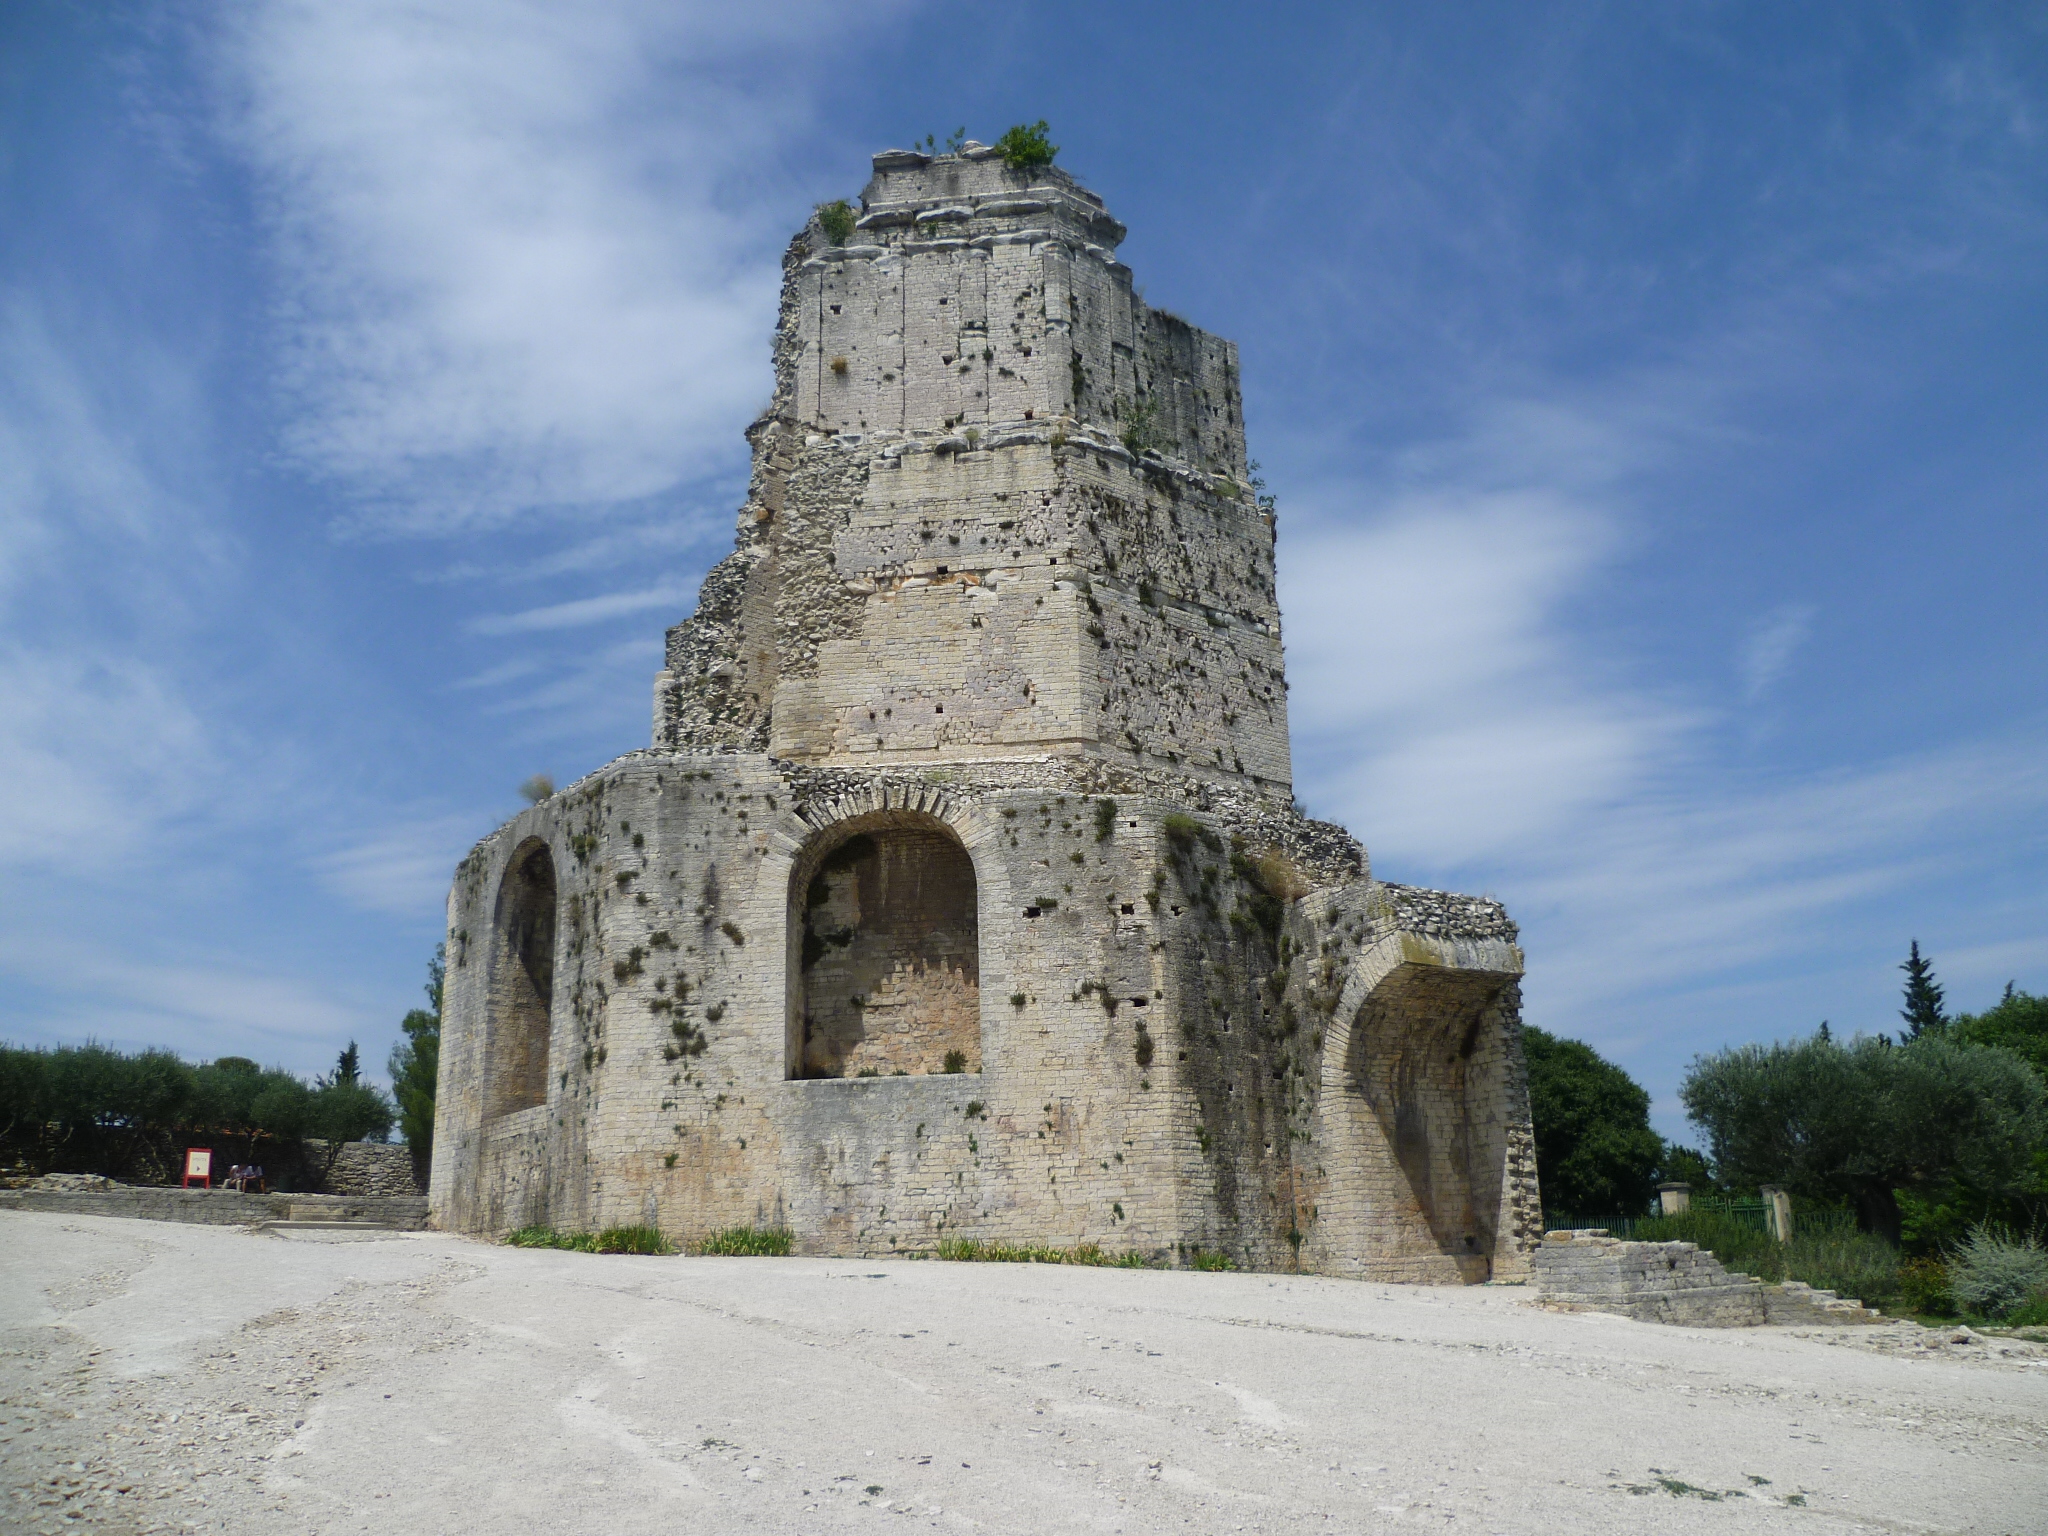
left=1948, top=1224, right=2048, bottom=1319
left=506, top=1225, right=593, bottom=1250
left=1896, top=1256, right=1955, bottom=1316
left=696, top=1225, right=793, bottom=1256
left=816, top=199, right=856, bottom=245
left=1188, top=1249, right=1235, bottom=1272
left=995, top=120, right=1057, bottom=171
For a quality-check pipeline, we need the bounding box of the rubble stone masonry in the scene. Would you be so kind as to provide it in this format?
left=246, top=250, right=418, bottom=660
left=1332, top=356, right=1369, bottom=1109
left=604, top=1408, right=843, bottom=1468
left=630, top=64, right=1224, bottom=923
left=433, top=143, right=1544, bottom=1281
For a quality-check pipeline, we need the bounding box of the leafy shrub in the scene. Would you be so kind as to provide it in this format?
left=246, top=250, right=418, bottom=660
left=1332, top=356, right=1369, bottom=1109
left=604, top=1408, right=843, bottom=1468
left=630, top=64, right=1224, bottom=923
left=935, top=1238, right=1160, bottom=1267
left=817, top=199, right=856, bottom=245
left=1896, top=1256, right=1955, bottom=1316
left=1787, top=1227, right=1900, bottom=1306
left=1948, top=1224, right=2048, bottom=1319
left=995, top=120, right=1057, bottom=170
left=1189, top=1249, right=1235, bottom=1272
left=696, top=1225, right=794, bottom=1256
left=942, top=1051, right=968, bottom=1074
left=505, top=1225, right=574, bottom=1249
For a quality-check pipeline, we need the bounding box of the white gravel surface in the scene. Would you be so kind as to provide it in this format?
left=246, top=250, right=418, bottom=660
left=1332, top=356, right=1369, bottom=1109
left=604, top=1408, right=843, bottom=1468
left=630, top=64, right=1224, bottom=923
left=3, top=1211, right=2044, bottom=1535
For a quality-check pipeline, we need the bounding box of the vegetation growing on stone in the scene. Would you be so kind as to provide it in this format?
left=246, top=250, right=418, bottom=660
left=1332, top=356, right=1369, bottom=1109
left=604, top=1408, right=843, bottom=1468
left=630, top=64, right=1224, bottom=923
left=935, top=1237, right=1155, bottom=1266
left=696, top=1225, right=794, bottom=1256
left=816, top=199, right=856, bottom=245
left=994, top=119, right=1056, bottom=170
left=506, top=1224, right=672, bottom=1255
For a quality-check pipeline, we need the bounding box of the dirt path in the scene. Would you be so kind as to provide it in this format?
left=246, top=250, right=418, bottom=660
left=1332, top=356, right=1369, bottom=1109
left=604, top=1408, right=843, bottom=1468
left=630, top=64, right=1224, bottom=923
left=4, top=1212, right=2044, bottom=1534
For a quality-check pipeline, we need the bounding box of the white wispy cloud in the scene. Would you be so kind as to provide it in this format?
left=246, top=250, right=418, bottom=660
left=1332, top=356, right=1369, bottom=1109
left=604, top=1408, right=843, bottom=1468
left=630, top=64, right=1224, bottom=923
left=469, top=585, right=691, bottom=635
left=1281, top=389, right=2048, bottom=1099
left=313, top=814, right=486, bottom=917
left=1740, top=603, right=1816, bottom=702
left=215, top=0, right=907, bottom=532
left=0, top=293, right=229, bottom=874
left=0, top=935, right=381, bottom=1068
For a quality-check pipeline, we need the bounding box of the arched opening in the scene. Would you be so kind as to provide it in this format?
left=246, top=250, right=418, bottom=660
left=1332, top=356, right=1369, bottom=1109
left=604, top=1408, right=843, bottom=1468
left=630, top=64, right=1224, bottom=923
left=788, top=813, right=980, bottom=1078
left=488, top=839, right=556, bottom=1117
left=1343, top=964, right=1508, bottom=1282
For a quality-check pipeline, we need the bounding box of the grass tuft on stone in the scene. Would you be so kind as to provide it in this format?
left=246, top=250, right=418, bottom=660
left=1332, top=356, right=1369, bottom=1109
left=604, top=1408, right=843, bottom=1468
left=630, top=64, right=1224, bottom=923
left=505, top=1225, right=673, bottom=1255
left=695, top=1225, right=795, bottom=1257
left=935, top=1237, right=1163, bottom=1268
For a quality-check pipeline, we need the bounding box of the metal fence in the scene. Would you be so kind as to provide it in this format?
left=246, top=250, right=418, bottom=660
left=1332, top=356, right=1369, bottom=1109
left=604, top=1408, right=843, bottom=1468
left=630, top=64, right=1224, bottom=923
left=1542, top=1197, right=1770, bottom=1239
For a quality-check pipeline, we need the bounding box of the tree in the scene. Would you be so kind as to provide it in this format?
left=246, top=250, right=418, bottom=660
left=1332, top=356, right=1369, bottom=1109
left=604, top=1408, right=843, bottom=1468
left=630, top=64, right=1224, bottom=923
left=388, top=945, right=443, bottom=1162
left=1953, top=985, right=2048, bottom=1082
left=1900, top=940, right=1948, bottom=1038
left=1681, top=1029, right=2046, bottom=1243
left=1521, top=1026, right=1665, bottom=1218
left=327, top=1041, right=361, bottom=1088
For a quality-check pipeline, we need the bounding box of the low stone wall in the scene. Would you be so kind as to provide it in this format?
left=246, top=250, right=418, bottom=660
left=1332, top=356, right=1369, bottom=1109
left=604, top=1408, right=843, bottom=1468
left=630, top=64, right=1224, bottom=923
left=0, top=1178, right=427, bottom=1229
left=306, top=1141, right=424, bottom=1198
left=1532, top=1229, right=1883, bottom=1327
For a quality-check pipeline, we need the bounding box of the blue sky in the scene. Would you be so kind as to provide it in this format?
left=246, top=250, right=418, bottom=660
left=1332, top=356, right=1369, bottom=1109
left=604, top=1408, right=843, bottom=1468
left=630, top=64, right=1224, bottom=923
left=4, top=1, right=2043, bottom=1140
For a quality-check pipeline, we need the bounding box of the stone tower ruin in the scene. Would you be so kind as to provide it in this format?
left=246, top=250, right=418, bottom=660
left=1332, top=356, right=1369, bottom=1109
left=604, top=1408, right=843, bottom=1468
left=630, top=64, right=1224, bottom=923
left=433, top=142, right=1543, bottom=1281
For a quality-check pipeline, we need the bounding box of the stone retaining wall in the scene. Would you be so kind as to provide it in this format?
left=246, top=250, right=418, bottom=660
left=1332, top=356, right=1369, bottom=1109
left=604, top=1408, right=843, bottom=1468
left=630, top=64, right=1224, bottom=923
left=306, top=1141, right=424, bottom=1198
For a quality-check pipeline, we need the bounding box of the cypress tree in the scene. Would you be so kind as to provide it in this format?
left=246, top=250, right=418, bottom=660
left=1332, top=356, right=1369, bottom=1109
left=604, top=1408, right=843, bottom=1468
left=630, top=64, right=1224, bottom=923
left=1899, top=940, right=1947, bottom=1038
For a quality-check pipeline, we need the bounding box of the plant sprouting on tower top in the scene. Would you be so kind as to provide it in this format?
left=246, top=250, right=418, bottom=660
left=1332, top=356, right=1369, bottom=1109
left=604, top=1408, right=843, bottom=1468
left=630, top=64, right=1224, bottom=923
left=817, top=199, right=856, bottom=246
left=995, top=120, right=1058, bottom=171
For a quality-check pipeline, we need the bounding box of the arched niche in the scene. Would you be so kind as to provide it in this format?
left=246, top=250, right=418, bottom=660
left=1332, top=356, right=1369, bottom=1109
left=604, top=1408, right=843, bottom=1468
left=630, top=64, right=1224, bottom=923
left=487, top=838, right=556, bottom=1117
left=1345, top=963, right=1511, bottom=1281
left=786, top=811, right=980, bottom=1079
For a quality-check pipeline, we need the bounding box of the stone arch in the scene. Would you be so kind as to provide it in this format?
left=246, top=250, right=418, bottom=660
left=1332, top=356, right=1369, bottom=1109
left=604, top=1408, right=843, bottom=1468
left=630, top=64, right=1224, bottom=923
left=1312, top=932, right=1524, bottom=1283
left=786, top=810, right=980, bottom=1079
left=487, top=838, right=556, bottom=1118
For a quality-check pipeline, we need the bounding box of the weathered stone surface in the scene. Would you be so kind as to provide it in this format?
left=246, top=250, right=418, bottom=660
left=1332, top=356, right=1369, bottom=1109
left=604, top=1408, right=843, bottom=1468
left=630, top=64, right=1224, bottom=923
left=1534, top=1231, right=1767, bottom=1326
left=1764, top=1279, right=1885, bottom=1325
left=434, top=147, right=1542, bottom=1281
left=1534, top=1230, right=1888, bottom=1327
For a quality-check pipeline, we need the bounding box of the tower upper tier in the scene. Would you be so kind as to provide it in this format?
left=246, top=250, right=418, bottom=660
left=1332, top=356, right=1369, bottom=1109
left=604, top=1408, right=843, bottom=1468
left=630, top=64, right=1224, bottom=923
left=655, top=144, right=1292, bottom=793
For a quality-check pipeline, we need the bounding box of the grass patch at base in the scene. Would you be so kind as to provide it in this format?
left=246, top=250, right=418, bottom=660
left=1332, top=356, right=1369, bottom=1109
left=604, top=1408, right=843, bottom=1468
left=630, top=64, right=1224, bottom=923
left=505, top=1224, right=672, bottom=1255
left=935, top=1237, right=1174, bottom=1268
left=695, top=1226, right=794, bottom=1256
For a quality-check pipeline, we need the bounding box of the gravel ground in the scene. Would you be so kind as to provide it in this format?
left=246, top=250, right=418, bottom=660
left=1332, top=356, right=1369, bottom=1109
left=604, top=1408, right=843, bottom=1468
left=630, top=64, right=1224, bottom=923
left=3, top=1211, right=2045, bottom=1535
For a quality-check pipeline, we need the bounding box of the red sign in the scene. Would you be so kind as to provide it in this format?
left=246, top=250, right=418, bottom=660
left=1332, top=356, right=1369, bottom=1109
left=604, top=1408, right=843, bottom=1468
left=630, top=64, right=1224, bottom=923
left=182, top=1148, right=212, bottom=1189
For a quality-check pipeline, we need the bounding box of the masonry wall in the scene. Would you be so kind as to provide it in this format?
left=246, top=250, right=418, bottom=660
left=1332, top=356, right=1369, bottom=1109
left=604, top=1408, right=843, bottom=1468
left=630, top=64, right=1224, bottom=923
left=654, top=143, right=1288, bottom=795
left=433, top=753, right=1543, bottom=1279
